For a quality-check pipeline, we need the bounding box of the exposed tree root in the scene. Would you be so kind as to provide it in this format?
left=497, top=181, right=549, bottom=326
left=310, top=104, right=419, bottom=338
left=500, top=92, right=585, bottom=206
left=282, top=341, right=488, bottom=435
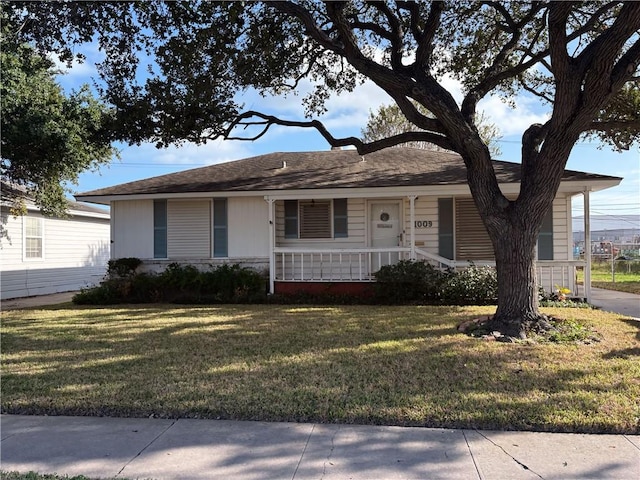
left=458, top=314, right=557, bottom=342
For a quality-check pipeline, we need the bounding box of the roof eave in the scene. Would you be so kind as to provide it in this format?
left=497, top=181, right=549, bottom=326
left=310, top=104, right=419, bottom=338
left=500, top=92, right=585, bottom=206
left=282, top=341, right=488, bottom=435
left=75, top=176, right=621, bottom=204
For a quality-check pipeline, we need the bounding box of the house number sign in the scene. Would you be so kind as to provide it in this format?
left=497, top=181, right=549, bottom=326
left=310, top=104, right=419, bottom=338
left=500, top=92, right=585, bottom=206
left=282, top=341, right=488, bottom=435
left=415, top=220, right=433, bottom=228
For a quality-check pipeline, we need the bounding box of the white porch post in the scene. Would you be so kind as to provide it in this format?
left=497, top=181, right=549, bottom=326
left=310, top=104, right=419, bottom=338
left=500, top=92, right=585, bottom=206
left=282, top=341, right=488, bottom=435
left=409, top=195, right=417, bottom=260
left=584, top=189, right=591, bottom=303
left=265, top=197, right=276, bottom=294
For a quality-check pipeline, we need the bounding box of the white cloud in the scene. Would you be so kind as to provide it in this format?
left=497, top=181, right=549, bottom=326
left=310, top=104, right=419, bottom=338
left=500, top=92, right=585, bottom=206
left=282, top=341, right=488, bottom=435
left=121, top=138, right=253, bottom=166
left=439, top=74, right=464, bottom=105
left=479, top=94, right=550, bottom=137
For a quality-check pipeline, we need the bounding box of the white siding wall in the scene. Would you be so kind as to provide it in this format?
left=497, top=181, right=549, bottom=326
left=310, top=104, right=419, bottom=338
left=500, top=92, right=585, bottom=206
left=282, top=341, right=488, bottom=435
left=403, top=196, right=439, bottom=252
left=228, top=197, right=269, bottom=257
left=111, top=200, right=154, bottom=259
left=1, top=208, right=110, bottom=299
left=552, top=194, right=570, bottom=261
left=275, top=198, right=366, bottom=248
left=167, top=199, right=211, bottom=258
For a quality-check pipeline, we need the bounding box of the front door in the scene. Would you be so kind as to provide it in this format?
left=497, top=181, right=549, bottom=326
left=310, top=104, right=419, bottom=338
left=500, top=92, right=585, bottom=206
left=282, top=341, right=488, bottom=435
left=369, top=201, right=402, bottom=272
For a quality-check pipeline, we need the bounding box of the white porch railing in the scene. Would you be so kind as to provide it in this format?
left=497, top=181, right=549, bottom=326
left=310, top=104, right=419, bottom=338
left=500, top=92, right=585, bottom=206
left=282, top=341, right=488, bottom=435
left=273, top=247, right=585, bottom=298
left=274, top=247, right=410, bottom=281
left=536, top=260, right=585, bottom=298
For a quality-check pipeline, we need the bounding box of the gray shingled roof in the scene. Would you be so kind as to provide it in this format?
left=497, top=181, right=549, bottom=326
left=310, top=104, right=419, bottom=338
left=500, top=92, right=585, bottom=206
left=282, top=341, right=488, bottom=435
left=77, top=148, right=620, bottom=197
left=1, top=181, right=109, bottom=216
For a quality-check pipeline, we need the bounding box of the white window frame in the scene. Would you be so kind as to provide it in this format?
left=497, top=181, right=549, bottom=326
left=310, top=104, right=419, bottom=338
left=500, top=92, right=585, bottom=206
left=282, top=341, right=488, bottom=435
left=23, top=215, right=45, bottom=261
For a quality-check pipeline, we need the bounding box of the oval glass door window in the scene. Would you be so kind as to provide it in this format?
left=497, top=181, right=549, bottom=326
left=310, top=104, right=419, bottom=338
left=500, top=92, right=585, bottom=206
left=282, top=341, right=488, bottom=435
left=380, top=212, right=390, bottom=221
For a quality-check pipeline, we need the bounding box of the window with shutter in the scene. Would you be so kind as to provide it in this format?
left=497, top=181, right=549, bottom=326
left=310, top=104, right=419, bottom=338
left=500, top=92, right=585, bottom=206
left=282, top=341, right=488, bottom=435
left=455, top=198, right=494, bottom=261
left=299, top=200, right=332, bottom=238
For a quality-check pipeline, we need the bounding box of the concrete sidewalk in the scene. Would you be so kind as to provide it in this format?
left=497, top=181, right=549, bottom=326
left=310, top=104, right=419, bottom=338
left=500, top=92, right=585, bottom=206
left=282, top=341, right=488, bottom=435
left=1, top=291, right=77, bottom=311
left=1, top=415, right=638, bottom=480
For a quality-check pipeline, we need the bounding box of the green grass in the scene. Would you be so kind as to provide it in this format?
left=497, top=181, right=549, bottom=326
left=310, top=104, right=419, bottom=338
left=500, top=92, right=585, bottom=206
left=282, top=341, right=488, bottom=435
left=0, top=473, right=112, bottom=480
left=0, top=473, right=140, bottom=480
left=2, top=304, right=639, bottom=434
left=577, top=263, right=640, bottom=294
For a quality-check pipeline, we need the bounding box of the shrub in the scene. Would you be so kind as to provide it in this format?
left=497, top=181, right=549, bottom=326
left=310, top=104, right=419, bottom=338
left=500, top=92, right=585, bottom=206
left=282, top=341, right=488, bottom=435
left=73, top=262, right=267, bottom=305
left=374, top=260, right=445, bottom=304
left=73, top=279, right=124, bottom=305
left=373, top=261, right=497, bottom=306
left=107, top=257, right=143, bottom=278
left=440, top=265, right=497, bottom=305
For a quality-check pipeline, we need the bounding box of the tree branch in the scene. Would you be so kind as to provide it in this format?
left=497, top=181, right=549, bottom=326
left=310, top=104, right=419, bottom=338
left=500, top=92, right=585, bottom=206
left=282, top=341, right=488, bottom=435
left=579, top=2, right=640, bottom=93
left=611, top=37, right=640, bottom=88
left=412, top=1, right=444, bottom=71
left=396, top=1, right=423, bottom=43
left=462, top=2, right=546, bottom=119
left=224, top=110, right=455, bottom=154
left=389, top=94, right=447, bottom=134
left=365, top=2, right=404, bottom=71
left=267, top=1, right=343, bottom=54
left=589, top=119, right=640, bottom=132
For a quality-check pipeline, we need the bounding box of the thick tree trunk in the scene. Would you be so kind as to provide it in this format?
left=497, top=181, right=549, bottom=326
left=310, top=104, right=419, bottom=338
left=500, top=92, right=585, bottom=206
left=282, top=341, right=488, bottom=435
left=484, top=221, right=552, bottom=339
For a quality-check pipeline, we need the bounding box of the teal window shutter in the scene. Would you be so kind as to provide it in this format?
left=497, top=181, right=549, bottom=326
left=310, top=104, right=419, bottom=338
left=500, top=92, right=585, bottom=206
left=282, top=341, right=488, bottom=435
left=213, top=198, right=228, bottom=257
left=153, top=200, right=167, bottom=259
left=538, top=208, right=553, bottom=260
left=284, top=200, right=298, bottom=239
left=438, top=198, right=454, bottom=260
left=333, top=198, right=348, bottom=238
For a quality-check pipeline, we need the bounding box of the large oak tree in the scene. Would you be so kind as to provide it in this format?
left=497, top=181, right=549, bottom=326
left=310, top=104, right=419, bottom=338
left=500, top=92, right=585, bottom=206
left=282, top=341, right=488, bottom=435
left=11, top=1, right=640, bottom=337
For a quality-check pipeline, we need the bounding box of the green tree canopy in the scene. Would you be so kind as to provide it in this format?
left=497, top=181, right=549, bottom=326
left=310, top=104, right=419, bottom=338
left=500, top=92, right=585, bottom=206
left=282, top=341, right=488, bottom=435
left=0, top=16, right=117, bottom=216
left=362, top=102, right=502, bottom=156
left=10, top=1, right=640, bottom=337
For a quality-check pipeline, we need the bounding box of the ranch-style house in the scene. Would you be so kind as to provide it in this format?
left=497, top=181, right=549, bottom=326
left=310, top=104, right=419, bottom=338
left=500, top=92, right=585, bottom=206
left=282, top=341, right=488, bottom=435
left=75, top=147, right=620, bottom=301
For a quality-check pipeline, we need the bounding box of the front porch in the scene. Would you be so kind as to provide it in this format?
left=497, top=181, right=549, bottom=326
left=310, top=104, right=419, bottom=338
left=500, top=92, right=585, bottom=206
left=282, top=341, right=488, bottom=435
left=272, top=246, right=586, bottom=299
left=264, top=188, right=596, bottom=302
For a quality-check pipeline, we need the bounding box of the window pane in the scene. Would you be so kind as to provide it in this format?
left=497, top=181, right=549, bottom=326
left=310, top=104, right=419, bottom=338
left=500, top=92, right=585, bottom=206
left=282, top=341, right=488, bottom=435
left=333, top=198, right=348, bottom=238
left=284, top=200, right=298, bottom=238
left=154, top=200, right=167, bottom=258
left=25, top=237, right=42, bottom=258
left=25, top=218, right=42, bottom=237
left=24, top=217, right=43, bottom=259
left=213, top=198, right=228, bottom=257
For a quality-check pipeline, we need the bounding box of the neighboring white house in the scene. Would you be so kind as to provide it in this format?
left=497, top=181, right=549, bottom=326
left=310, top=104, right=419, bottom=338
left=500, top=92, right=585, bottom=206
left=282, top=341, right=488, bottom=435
left=75, top=148, right=621, bottom=301
left=1, top=186, right=111, bottom=300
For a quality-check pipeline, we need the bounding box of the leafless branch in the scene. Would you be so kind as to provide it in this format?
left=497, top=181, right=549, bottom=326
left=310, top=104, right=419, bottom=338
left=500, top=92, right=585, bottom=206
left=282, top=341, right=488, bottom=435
left=224, top=111, right=455, bottom=154
left=521, top=81, right=554, bottom=103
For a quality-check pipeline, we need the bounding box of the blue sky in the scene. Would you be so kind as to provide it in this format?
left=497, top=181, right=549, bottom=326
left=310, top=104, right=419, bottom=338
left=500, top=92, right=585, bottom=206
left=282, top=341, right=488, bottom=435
left=57, top=51, right=640, bottom=220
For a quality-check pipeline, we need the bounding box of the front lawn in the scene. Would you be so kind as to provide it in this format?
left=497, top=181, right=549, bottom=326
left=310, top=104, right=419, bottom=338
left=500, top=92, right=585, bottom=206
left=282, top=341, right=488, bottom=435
left=577, top=262, right=640, bottom=294
left=1, top=304, right=638, bottom=434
